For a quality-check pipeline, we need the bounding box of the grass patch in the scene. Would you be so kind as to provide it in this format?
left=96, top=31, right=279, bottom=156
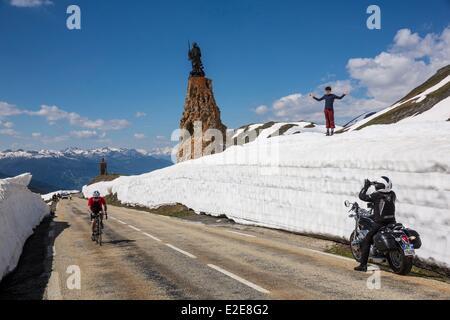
left=257, top=121, right=276, bottom=131
left=240, top=123, right=255, bottom=132
left=325, top=243, right=354, bottom=259
left=357, top=81, right=450, bottom=130
left=234, top=122, right=276, bottom=145
left=88, top=174, right=122, bottom=186
left=104, top=193, right=195, bottom=219
left=399, top=65, right=450, bottom=103
left=268, top=124, right=296, bottom=138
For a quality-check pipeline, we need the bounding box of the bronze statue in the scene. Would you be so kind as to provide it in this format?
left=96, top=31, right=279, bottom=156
left=188, top=42, right=205, bottom=77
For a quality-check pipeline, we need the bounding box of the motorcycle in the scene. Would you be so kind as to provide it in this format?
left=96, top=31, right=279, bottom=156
left=344, top=200, right=422, bottom=275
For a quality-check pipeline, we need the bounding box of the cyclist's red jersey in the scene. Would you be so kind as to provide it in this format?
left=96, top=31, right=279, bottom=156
left=88, top=197, right=107, bottom=213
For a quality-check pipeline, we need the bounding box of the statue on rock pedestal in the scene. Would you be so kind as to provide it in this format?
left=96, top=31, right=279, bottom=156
left=99, top=158, right=108, bottom=176
left=188, top=42, right=205, bottom=78
left=178, top=42, right=227, bottom=163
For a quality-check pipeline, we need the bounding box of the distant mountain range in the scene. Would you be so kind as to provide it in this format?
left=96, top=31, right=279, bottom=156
left=0, top=147, right=173, bottom=193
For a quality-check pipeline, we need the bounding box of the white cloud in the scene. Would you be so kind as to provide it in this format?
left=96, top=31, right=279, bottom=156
left=253, top=105, right=269, bottom=115
left=0, top=128, right=19, bottom=137
left=255, top=26, right=450, bottom=123
left=267, top=80, right=365, bottom=123
left=135, top=112, right=147, bottom=118
left=70, top=130, right=99, bottom=139
left=3, top=122, right=14, bottom=128
left=40, top=135, right=69, bottom=144
left=259, top=90, right=384, bottom=123
left=0, top=102, right=23, bottom=117
left=1, top=102, right=130, bottom=132
left=31, top=132, right=42, bottom=138
left=0, top=120, right=18, bottom=137
left=28, top=105, right=130, bottom=131
left=347, top=26, right=450, bottom=103
left=0, top=120, right=14, bottom=129
left=10, top=0, right=53, bottom=8
left=134, top=133, right=146, bottom=140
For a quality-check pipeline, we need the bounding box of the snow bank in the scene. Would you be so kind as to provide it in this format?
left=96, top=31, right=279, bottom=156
left=84, top=121, right=450, bottom=268
left=0, top=174, right=50, bottom=281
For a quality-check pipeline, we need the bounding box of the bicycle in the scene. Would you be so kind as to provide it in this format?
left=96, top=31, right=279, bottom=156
left=92, top=212, right=105, bottom=246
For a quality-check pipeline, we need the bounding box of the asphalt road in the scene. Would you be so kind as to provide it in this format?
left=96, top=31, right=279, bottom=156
left=41, top=198, right=450, bottom=300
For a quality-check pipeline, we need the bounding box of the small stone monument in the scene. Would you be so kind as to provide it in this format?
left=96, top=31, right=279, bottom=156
left=99, top=157, right=108, bottom=176
left=178, top=42, right=227, bottom=163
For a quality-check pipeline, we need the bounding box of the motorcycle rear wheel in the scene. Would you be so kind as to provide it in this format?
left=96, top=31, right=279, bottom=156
left=387, top=249, right=413, bottom=275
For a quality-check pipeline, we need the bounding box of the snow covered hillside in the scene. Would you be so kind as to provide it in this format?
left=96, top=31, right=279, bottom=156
left=84, top=67, right=450, bottom=268
left=0, top=174, right=50, bottom=281
left=232, top=121, right=337, bottom=145
left=347, top=65, right=450, bottom=131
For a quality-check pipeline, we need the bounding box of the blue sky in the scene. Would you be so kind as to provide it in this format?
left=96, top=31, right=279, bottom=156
left=0, top=0, right=449, bottom=151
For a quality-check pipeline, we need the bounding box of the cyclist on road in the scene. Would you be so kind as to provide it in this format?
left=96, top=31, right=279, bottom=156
left=88, top=191, right=108, bottom=241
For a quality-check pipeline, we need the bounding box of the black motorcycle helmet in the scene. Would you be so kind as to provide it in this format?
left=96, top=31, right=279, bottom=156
left=373, top=176, right=392, bottom=193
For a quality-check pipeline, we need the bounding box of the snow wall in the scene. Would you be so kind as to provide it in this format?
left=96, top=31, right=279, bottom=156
left=83, top=123, right=450, bottom=268
left=0, top=174, right=50, bottom=281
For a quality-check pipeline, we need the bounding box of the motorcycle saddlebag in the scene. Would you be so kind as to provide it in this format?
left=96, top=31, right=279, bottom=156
left=405, top=229, right=422, bottom=249
left=373, top=232, right=398, bottom=252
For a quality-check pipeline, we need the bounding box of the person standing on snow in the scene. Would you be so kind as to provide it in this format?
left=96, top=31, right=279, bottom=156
left=310, top=86, right=347, bottom=136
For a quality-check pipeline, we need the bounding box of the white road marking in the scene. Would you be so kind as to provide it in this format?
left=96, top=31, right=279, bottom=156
left=166, top=244, right=197, bottom=259
left=298, top=247, right=378, bottom=269
left=128, top=225, right=141, bottom=232
left=207, top=264, right=270, bottom=294
left=117, top=220, right=127, bottom=225
left=227, top=230, right=257, bottom=238
left=300, top=247, right=355, bottom=262
left=143, top=232, right=162, bottom=242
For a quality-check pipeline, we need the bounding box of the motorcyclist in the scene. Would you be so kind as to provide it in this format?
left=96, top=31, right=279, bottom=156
left=354, top=176, right=397, bottom=272
left=88, top=191, right=108, bottom=241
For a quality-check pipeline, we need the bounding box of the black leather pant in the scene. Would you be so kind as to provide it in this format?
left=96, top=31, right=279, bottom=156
left=360, top=223, right=384, bottom=265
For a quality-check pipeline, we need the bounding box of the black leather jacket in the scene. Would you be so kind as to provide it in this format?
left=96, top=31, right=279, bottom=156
left=359, top=186, right=397, bottom=224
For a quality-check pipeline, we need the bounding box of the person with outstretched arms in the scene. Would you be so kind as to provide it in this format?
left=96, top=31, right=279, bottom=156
left=310, top=86, right=347, bottom=136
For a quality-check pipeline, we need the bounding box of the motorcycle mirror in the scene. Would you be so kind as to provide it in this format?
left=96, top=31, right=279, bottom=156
left=344, top=200, right=351, bottom=208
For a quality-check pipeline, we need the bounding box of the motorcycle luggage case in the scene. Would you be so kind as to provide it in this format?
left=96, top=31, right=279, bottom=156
left=405, top=229, right=422, bottom=249
left=373, top=232, right=398, bottom=252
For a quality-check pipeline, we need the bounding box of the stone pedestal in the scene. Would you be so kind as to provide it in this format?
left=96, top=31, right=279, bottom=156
left=177, top=77, right=227, bottom=163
